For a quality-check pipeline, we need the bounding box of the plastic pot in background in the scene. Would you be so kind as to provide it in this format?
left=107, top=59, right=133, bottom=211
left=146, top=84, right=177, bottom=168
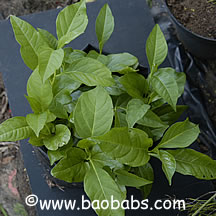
left=164, top=0, right=216, bottom=60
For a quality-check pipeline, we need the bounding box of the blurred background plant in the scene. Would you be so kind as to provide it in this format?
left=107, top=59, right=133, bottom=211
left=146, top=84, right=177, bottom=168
left=184, top=192, right=216, bottom=216
left=146, top=0, right=153, bottom=8
left=207, top=0, right=216, bottom=4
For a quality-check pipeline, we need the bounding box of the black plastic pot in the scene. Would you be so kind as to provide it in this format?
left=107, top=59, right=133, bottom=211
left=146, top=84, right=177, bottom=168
left=164, top=0, right=216, bottom=60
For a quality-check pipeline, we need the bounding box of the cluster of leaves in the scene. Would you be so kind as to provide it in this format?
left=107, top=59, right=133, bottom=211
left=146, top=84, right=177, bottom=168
left=0, top=1, right=216, bottom=215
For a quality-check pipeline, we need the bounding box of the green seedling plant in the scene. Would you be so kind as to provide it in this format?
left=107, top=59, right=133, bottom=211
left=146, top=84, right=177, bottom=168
left=0, top=1, right=216, bottom=215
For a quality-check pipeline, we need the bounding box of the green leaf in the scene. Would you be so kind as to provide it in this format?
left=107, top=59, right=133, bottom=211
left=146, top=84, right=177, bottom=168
left=157, top=119, right=200, bottom=149
left=137, top=110, right=167, bottom=128
left=43, top=124, right=71, bottom=150
left=103, top=166, right=126, bottom=198
left=56, top=0, right=88, bottom=48
left=65, top=102, right=75, bottom=114
left=96, top=4, right=114, bottom=53
left=77, top=139, right=95, bottom=150
left=53, top=90, right=72, bottom=106
left=49, top=100, right=68, bottom=119
left=38, top=28, right=58, bottom=49
left=25, top=95, right=42, bottom=113
left=95, top=127, right=152, bottom=167
left=146, top=24, right=168, bottom=73
left=38, top=47, right=64, bottom=82
left=65, top=57, right=115, bottom=86
left=46, top=110, right=56, bottom=123
left=48, top=140, right=73, bottom=165
left=151, top=126, right=168, bottom=141
left=151, top=69, right=179, bottom=111
left=173, top=73, right=186, bottom=96
left=26, top=112, right=47, bottom=137
left=126, top=99, right=150, bottom=128
left=106, top=53, right=138, bottom=73
left=0, top=117, right=32, bottom=141
left=67, top=90, right=82, bottom=115
left=119, top=73, right=148, bottom=99
left=40, top=123, right=54, bottom=136
left=104, top=75, right=125, bottom=96
left=65, top=50, right=87, bottom=64
left=28, top=133, right=43, bottom=147
left=158, top=68, right=186, bottom=97
left=115, top=93, right=132, bottom=109
left=84, top=164, right=124, bottom=216
left=115, top=169, right=152, bottom=187
left=74, top=86, right=113, bottom=138
left=167, top=149, right=216, bottom=180
left=86, top=50, right=108, bottom=65
left=10, top=16, right=46, bottom=70
left=114, top=111, right=128, bottom=128
left=51, top=147, right=89, bottom=182
left=154, top=104, right=188, bottom=125
left=63, top=47, right=73, bottom=62
left=52, top=89, right=73, bottom=117
left=158, top=150, right=176, bottom=185
left=151, top=97, right=165, bottom=109
left=90, top=144, right=123, bottom=169
left=27, top=67, right=53, bottom=111
left=136, top=124, right=168, bottom=142
left=134, top=163, right=154, bottom=199
left=116, top=67, right=137, bottom=74
left=53, top=73, right=81, bottom=96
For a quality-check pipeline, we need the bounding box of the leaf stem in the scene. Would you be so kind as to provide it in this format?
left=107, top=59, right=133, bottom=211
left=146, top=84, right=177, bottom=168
left=147, top=92, right=154, bottom=104
left=149, top=152, right=159, bottom=158
left=45, top=124, right=51, bottom=134
left=116, top=106, right=126, bottom=112
left=51, top=70, right=57, bottom=86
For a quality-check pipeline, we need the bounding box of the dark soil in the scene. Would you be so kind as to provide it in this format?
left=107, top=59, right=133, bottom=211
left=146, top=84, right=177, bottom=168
left=167, top=0, right=216, bottom=39
left=197, top=61, right=216, bottom=131
left=0, top=0, right=76, bottom=19
left=200, top=63, right=216, bottom=127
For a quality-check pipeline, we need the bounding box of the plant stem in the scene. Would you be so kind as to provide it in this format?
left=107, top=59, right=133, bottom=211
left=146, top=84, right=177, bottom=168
left=147, top=92, right=155, bottom=104
left=192, top=192, right=216, bottom=216
left=149, top=152, right=159, bottom=158
left=51, top=70, right=57, bottom=86
left=45, top=124, right=51, bottom=134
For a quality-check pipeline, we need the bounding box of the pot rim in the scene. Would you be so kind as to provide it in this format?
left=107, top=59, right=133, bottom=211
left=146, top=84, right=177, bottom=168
left=164, top=0, right=216, bottom=42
